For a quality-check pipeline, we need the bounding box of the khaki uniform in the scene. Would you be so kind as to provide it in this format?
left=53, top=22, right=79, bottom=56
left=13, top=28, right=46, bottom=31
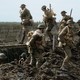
left=28, top=29, right=45, bottom=67
left=59, top=25, right=74, bottom=69
left=58, top=23, right=66, bottom=34
left=19, top=7, right=33, bottom=44
left=61, top=15, right=72, bottom=25
left=59, top=14, right=71, bottom=35
left=20, top=8, right=32, bottom=25
left=58, top=23, right=66, bottom=48
left=43, top=9, right=56, bottom=22
left=42, top=8, right=56, bottom=48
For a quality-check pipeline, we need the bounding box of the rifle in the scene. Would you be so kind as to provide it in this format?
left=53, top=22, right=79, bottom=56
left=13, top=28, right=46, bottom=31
left=49, top=3, right=56, bottom=17
left=49, top=4, right=51, bottom=12
left=70, top=8, right=73, bottom=17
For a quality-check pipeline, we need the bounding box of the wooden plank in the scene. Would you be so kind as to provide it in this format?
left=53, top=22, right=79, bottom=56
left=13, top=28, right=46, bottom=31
left=0, top=44, right=27, bottom=48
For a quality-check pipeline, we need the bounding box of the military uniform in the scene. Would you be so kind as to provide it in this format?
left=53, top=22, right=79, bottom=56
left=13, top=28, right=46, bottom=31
left=60, top=11, right=73, bottom=25
left=19, top=4, right=33, bottom=44
left=58, top=11, right=73, bottom=48
left=58, top=20, right=67, bottom=34
left=58, top=20, right=67, bottom=46
left=58, top=20, right=74, bottom=70
left=20, top=4, right=32, bottom=26
left=28, top=24, right=45, bottom=67
left=41, top=5, right=56, bottom=50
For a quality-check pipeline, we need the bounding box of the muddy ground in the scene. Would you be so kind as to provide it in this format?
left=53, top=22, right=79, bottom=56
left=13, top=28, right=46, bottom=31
left=0, top=46, right=80, bottom=80
left=0, top=23, right=80, bottom=80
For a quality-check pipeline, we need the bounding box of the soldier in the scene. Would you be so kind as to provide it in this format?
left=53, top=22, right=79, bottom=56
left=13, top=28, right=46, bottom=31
left=58, top=20, right=75, bottom=70
left=19, top=4, right=33, bottom=44
left=27, top=24, right=45, bottom=68
left=58, top=11, right=73, bottom=47
left=41, top=5, right=56, bottom=42
left=60, top=10, right=73, bottom=25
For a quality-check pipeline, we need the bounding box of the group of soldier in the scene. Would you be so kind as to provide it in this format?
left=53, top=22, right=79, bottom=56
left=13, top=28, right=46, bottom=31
left=1, top=4, right=78, bottom=70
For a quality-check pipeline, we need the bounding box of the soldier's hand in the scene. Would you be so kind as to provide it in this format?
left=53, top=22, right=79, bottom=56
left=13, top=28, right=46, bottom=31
left=58, top=37, right=60, bottom=41
left=54, top=13, right=56, bottom=16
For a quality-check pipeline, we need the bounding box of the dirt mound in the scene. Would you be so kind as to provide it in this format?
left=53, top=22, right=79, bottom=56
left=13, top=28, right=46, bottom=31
left=0, top=48, right=80, bottom=80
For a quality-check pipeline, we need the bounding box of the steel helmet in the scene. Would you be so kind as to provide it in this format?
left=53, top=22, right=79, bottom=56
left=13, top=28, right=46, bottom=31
left=61, top=10, right=67, bottom=14
left=41, top=5, right=46, bottom=10
left=37, top=24, right=45, bottom=29
left=20, top=4, right=26, bottom=7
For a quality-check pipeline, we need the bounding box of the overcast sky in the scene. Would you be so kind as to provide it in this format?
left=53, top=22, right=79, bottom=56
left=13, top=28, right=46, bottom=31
left=0, top=0, right=79, bottom=22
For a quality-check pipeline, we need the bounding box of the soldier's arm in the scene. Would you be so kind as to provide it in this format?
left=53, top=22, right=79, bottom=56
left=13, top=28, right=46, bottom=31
left=58, top=26, right=67, bottom=37
left=19, top=10, right=24, bottom=20
left=28, top=35, right=36, bottom=46
left=58, top=25, right=62, bottom=34
left=26, top=34, right=37, bottom=53
left=25, top=9, right=32, bottom=19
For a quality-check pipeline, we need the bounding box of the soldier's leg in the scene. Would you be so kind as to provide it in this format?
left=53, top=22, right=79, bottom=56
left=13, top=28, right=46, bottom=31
left=46, top=22, right=54, bottom=41
left=20, top=26, right=29, bottom=44
left=19, top=26, right=26, bottom=44
left=52, top=35, right=56, bottom=51
left=36, top=53, right=43, bottom=68
left=61, top=46, right=72, bottom=69
left=29, top=53, right=36, bottom=66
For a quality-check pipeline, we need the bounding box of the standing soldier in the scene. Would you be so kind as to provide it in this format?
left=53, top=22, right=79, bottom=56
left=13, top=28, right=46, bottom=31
left=59, top=10, right=72, bottom=38
left=27, top=24, right=45, bottom=68
left=41, top=5, right=56, bottom=41
left=19, top=4, right=33, bottom=44
left=58, top=10, right=73, bottom=48
left=58, top=20, right=75, bottom=70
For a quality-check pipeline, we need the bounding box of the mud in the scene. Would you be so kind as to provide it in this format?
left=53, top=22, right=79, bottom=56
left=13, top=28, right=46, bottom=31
left=0, top=46, right=80, bottom=80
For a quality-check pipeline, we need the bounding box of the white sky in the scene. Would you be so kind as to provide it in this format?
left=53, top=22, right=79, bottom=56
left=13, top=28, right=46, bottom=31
left=0, top=0, right=80, bottom=22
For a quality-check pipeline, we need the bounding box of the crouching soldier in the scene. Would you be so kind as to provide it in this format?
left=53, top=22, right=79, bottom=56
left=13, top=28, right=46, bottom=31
left=27, top=24, right=45, bottom=68
left=58, top=20, right=75, bottom=70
